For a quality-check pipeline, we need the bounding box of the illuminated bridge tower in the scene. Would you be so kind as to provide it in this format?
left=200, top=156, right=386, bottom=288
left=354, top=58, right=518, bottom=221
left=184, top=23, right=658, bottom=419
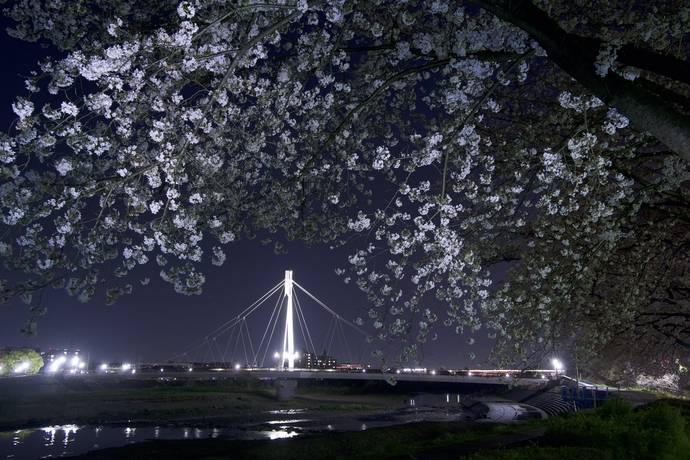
left=280, top=270, right=295, bottom=370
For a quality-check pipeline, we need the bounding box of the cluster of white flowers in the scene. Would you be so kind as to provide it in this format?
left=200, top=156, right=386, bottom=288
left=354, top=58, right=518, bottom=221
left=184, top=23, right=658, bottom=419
left=558, top=92, right=603, bottom=112
left=348, top=212, right=371, bottom=232
left=11, top=99, right=33, bottom=121
left=177, top=1, right=196, bottom=19
left=594, top=41, right=620, bottom=77
left=603, top=108, right=630, bottom=135
left=60, top=101, right=79, bottom=117
left=54, top=158, right=74, bottom=176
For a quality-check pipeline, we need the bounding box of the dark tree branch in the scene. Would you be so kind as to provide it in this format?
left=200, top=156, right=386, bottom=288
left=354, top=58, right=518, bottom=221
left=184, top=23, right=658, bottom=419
left=617, top=45, right=690, bottom=87
left=471, top=0, right=690, bottom=161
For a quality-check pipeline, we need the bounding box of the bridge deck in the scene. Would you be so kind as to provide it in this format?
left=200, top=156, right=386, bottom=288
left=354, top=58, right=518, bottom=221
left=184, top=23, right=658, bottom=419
left=241, top=369, right=549, bottom=386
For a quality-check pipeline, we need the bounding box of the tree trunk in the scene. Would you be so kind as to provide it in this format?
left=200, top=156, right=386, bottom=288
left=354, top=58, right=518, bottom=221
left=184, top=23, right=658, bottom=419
left=473, top=0, right=690, bottom=162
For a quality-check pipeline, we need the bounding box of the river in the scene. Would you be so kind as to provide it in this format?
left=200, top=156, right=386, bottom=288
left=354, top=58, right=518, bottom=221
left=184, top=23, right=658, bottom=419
left=1, top=402, right=482, bottom=459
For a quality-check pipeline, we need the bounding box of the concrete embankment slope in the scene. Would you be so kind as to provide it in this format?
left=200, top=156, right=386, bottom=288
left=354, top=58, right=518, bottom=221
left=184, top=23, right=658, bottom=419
left=474, top=397, right=548, bottom=423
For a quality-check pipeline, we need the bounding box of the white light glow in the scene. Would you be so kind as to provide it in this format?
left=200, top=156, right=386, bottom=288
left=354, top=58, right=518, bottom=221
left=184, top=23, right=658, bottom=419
left=14, top=362, right=30, bottom=373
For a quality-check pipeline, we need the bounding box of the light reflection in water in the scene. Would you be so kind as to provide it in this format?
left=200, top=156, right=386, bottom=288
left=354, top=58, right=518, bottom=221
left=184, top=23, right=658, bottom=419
left=12, top=429, right=29, bottom=447
left=266, top=419, right=308, bottom=425
left=1, top=413, right=397, bottom=459
left=41, top=424, right=79, bottom=447
left=263, top=430, right=299, bottom=440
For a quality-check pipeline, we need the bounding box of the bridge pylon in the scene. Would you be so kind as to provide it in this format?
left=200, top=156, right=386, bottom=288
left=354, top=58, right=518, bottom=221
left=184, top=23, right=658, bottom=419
left=279, top=270, right=295, bottom=370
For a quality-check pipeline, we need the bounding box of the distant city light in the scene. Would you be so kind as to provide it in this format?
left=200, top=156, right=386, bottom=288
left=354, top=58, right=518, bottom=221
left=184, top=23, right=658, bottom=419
left=14, top=362, right=29, bottom=373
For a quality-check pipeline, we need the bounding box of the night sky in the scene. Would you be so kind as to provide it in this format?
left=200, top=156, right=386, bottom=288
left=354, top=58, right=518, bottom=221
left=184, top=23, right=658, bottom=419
left=0, top=15, right=492, bottom=370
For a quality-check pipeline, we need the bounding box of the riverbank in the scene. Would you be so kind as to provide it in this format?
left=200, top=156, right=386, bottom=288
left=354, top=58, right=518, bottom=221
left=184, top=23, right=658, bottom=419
left=0, top=374, right=519, bottom=458
left=69, top=398, right=690, bottom=460
left=0, top=375, right=417, bottom=431
left=0, top=374, right=680, bottom=459
left=1, top=372, right=515, bottom=429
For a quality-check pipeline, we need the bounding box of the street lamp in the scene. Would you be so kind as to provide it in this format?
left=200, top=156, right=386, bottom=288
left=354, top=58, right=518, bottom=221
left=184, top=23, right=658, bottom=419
left=552, top=358, right=563, bottom=377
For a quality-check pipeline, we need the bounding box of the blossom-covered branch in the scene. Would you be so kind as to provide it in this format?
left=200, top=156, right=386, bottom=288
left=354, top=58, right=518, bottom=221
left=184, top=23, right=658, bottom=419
left=1, top=0, right=689, bottom=374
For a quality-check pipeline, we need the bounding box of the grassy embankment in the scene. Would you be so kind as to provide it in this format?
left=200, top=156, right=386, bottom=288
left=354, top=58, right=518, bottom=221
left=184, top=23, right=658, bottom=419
left=466, top=398, right=690, bottom=460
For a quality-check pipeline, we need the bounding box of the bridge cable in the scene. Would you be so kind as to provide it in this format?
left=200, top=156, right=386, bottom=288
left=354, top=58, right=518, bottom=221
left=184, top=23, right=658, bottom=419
left=164, top=282, right=284, bottom=364
left=256, top=287, right=287, bottom=367
left=322, top=316, right=336, bottom=358
left=293, top=291, right=318, bottom=361
left=336, top=318, right=354, bottom=364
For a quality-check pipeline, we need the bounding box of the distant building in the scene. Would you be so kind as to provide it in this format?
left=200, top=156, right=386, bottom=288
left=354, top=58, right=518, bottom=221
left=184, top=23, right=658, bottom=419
left=41, top=348, right=87, bottom=373
left=297, top=350, right=337, bottom=369
left=336, top=363, right=369, bottom=371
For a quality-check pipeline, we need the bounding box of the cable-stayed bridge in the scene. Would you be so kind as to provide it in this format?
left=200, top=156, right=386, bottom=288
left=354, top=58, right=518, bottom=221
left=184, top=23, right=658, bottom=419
left=167, top=270, right=375, bottom=371
left=140, top=270, right=557, bottom=391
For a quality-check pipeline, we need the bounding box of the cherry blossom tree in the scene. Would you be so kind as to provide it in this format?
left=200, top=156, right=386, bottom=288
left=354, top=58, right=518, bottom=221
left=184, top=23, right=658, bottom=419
left=0, top=0, right=689, bottom=373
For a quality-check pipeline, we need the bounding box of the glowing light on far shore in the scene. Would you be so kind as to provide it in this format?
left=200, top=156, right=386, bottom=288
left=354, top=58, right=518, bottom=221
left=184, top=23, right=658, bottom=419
left=14, top=362, right=30, bottom=373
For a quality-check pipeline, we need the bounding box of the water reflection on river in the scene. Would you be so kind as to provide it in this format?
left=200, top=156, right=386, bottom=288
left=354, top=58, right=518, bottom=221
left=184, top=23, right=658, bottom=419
left=1, top=422, right=300, bottom=459
left=1, top=403, right=476, bottom=458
